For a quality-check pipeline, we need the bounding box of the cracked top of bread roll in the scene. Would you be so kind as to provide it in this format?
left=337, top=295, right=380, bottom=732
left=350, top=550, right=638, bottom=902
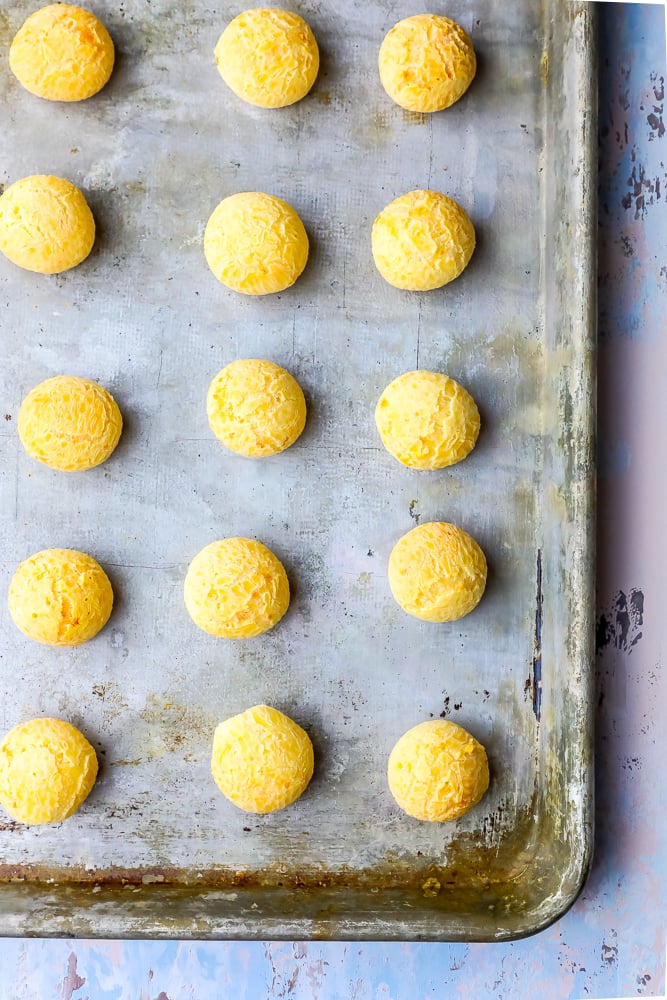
left=388, top=521, right=487, bottom=623
left=10, top=4, right=114, bottom=102
left=204, top=191, right=308, bottom=295
left=184, top=538, right=290, bottom=638
left=18, top=375, right=122, bottom=472
left=388, top=718, right=489, bottom=822
left=379, top=14, right=476, bottom=113
left=215, top=8, right=319, bottom=108
left=0, top=175, right=95, bottom=274
left=375, top=370, right=479, bottom=469
left=211, top=704, right=314, bottom=813
left=8, top=548, right=113, bottom=647
left=207, top=359, right=306, bottom=458
left=372, top=189, right=475, bottom=291
left=0, top=718, right=99, bottom=825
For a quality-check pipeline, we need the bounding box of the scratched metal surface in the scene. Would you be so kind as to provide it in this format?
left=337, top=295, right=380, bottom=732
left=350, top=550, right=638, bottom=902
left=0, top=0, right=595, bottom=939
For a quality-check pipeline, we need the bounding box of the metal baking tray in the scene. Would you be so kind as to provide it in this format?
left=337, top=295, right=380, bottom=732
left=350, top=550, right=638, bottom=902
left=0, top=0, right=596, bottom=940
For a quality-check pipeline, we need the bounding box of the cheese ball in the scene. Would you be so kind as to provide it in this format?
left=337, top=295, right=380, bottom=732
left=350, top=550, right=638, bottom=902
left=0, top=175, right=95, bottom=274
left=184, top=538, right=290, bottom=638
left=207, top=359, right=306, bottom=458
left=0, top=718, right=98, bottom=825
left=388, top=522, right=487, bottom=623
left=211, top=704, right=314, bottom=813
left=388, top=719, right=489, bottom=822
left=215, top=8, right=319, bottom=108
left=372, top=190, right=475, bottom=291
left=18, top=375, right=122, bottom=472
left=8, top=548, right=113, bottom=646
left=9, top=4, right=115, bottom=102
left=378, top=14, right=476, bottom=113
left=375, top=370, right=480, bottom=469
left=204, top=191, right=308, bottom=295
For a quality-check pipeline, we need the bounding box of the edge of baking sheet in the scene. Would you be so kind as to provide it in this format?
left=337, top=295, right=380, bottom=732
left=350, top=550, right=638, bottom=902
left=0, top=0, right=597, bottom=942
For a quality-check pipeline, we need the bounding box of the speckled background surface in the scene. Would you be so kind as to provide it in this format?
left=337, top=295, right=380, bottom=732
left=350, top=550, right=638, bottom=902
left=0, top=1, right=665, bottom=997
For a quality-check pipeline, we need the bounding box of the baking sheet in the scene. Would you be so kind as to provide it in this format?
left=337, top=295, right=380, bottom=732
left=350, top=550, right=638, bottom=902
left=0, top=0, right=596, bottom=940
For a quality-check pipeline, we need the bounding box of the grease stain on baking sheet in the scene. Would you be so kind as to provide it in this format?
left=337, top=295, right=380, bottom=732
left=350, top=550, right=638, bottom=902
left=0, top=13, right=10, bottom=52
left=118, top=0, right=204, bottom=56
left=353, top=571, right=373, bottom=596
left=481, top=801, right=512, bottom=845
left=91, top=680, right=129, bottom=723
left=421, top=875, right=441, bottom=896
left=373, top=109, right=391, bottom=134
left=595, top=588, right=644, bottom=654
left=402, top=109, right=428, bottom=126
left=540, top=50, right=549, bottom=88
left=531, top=549, right=543, bottom=722
left=139, top=693, right=217, bottom=754
left=355, top=109, right=393, bottom=148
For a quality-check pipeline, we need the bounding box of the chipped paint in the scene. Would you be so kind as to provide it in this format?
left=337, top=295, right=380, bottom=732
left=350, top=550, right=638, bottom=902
left=596, top=589, right=644, bottom=654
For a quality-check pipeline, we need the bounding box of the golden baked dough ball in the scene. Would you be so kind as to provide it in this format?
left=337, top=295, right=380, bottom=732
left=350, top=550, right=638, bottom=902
left=204, top=191, right=308, bottom=295
left=0, top=175, right=95, bottom=274
left=375, top=370, right=479, bottom=469
left=207, top=359, right=306, bottom=458
left=372, top=189, right=475, bottom=291
left=184, top=538, right=290, bottom=638
left=378, top=14, right=476, bottom=113
left=388, top=521, right=486, bottom=623
left=387, top=719, right=489, bottom=822
left=0, top=718, right=98, bottom=825
left=211, top=704, right=314, bottom=813
left=8, top=548, right=113, bottom=646
left=9, top=4, right=114, bottom=102
left=215, top=8, right=319, bottom=108
left=18, top=375, right=122, bottom=472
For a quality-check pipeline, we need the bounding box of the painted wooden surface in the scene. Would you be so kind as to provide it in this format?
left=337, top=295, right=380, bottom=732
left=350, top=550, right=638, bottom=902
left=0, top=4, right=665, bottom=997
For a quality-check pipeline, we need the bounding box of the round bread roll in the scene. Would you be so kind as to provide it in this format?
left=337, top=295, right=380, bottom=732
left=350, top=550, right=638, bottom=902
left=388, top=521, right=487, bottom=623
left=184, top=538, right=290, bottom=638
left=387, top=719, right=489, bottom=821
left=0, top=175, right=95, bottom=274
left=378, top=14, right=476, bottom=113
left=215, top=8, right=319, bottom=108
left=18, top=375, right=122, bottom=472
left=204, top=191, right=308, bottom=295
left=372, top=189, right=475, bottom=291
left=9, top=3, right=115, bottom=102
left=8, top=548, right=113, bottom=646
left=0, top=718, right=98, bottom=825
left=207, top=359, right=306, bottom=458
left=211, top=704, right=314, bottom=813
left=375, top=370, right=479, bottom=469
